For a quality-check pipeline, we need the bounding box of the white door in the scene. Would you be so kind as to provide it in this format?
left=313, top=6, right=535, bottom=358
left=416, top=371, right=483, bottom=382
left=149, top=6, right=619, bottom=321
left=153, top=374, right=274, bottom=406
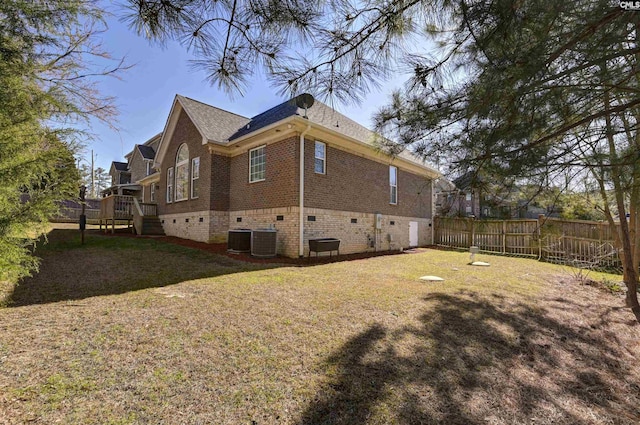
left=409, top=221, right=419, bottom=247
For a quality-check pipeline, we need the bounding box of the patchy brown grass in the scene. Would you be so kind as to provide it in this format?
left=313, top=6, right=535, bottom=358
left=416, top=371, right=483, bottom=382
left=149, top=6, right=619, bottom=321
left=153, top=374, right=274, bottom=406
left=0, top=225, right=639, bottom=424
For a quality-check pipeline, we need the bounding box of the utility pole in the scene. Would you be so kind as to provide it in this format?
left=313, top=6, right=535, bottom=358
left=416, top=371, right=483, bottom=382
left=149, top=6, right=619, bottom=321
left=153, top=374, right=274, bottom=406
left=91, top=149, right=95, bottom=198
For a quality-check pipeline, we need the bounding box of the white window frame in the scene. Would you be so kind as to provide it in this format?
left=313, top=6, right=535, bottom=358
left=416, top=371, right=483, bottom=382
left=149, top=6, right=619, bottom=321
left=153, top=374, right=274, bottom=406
left=175, top=144, right=189, bottom=201
left=389, top=165, right=398, bottom=205
left=191, top=157, right=200, bottom=199
left=466, top=192, right=472, bottom=201
left=150, top=183, right=156, bottom=202
left=314, top=141, right=326, bottom=174
left=249, top=145, right=266, bottom=183
left=145, top=160, right=152, bottom=176
left=166, top=167, right=174, bottom=203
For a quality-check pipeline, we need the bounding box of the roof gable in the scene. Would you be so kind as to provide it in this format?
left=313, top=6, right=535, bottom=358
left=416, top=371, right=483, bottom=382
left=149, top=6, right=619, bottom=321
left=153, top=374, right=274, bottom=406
left=178, top=95, right=250, bottom=143
left=110, top=161, right=129, bottom=175
left=137, top=144, right=155, bottom=160
left=154, top=95, right=251, bottom=168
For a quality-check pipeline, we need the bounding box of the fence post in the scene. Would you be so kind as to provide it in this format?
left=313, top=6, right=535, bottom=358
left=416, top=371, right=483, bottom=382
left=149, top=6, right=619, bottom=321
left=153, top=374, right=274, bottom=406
left=502, top=220, right=507, bottom=253
left=470, top=217, right=475, bottom=248
left=433, top=216, right=438, bottom=245
left=598, top=221, right=603, bottom=244
left=538, top=214, right=545, bottom=260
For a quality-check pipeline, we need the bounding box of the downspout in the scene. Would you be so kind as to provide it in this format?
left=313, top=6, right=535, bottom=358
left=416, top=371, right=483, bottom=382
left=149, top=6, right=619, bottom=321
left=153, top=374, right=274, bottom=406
left=431, top=179, right=435, bottom=245
left=299, top=124, right=312, bottom=257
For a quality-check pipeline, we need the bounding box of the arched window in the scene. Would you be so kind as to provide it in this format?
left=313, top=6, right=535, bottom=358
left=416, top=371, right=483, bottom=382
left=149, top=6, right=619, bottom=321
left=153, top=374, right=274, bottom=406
left=174, top=144, right=189, bottom=201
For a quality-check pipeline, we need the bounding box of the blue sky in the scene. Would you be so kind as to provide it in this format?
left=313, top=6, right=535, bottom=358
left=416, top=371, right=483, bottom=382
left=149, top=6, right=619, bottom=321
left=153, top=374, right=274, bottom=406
left=84, top=2, right=410, bottom=171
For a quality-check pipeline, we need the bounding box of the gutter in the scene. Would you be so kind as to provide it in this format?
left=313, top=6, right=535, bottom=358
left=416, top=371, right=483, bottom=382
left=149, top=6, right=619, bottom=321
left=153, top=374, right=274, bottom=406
left=299, top=124, right=312, bottom=257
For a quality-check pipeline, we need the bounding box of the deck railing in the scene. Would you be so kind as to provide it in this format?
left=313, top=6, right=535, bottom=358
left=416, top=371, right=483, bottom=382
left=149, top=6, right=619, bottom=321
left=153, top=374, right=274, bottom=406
left=139, top=202, right=157, bottom=217
left=132, top=198, right=159, bottom=235
left=99, top=195, right=135, bottom=220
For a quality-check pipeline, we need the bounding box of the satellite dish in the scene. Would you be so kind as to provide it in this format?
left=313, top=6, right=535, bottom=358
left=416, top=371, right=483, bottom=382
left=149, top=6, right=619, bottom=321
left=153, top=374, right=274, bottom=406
left=295, top=93, right=315, bottom=109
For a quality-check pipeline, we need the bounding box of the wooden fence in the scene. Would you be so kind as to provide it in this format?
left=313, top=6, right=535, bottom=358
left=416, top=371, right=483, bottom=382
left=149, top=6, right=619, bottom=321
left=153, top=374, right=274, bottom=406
left=434, top=216, right=621, bottom=269
left=51, top=208, right=101, bottom=223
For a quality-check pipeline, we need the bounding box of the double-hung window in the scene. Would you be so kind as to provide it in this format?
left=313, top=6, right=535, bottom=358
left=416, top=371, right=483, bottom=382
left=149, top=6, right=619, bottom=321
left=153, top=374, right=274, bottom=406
left=249, top=145, right=266, bottom=182
left=314, top=141, right=326, bottom=174
left=175, top=144, right=189, bottom=201
left=150, top=184, right=156, bottom=202
left=389, top=165, right=398, bottom=205
left=191, top=157, right=200, bottom=199
left=166, top=167, right=174, bottom=203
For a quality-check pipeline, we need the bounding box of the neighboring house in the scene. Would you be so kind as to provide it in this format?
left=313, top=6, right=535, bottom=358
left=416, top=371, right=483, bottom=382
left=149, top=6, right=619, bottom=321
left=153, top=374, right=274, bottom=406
left=105, top=93, right=441, bottom=257
left=433, top=177, right=457, bottom=216
left=441, top=172, right=523, bottom=219
left=103, top=134, right=161, bottom=198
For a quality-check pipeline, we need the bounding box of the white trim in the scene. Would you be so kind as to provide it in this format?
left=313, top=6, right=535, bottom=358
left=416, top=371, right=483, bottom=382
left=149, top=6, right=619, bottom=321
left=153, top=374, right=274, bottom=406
left=150, top=183, right=156, bottom=202
left=191, top=157, right=200, bottom=199
left=249, top=145, right=266, bottom=183
left=390, top=165, right=398, bottom=205
left=299, top=125, right=311, bottom=257
left=174, top=144, right=189, bottom=201
left=154, top=98, right=183, bottom=169
left=166, top=167, right=174, bottom=203
left=137, top=172, right=160, bottom=185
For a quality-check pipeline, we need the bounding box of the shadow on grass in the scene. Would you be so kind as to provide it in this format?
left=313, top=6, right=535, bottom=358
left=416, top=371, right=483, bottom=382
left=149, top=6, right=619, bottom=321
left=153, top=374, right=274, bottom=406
left=298, top=291, right=640, bottom=425
left=6, top=229, right=281, bottom=307
left=7, top=227, right=411, bottom=307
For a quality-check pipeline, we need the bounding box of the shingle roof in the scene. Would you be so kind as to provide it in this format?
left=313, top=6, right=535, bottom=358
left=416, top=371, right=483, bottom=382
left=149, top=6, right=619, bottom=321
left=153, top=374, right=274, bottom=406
left=228, top=95, right=374, bottom=143
left=112, top=161, right=128, bottom=172
left=137, top=145, right=155, bottom=160
left=164, top=93, right=438, bottom=175
left=227, top=95, right=433, bottom=170
left=178, top=95, right=250, bottom=143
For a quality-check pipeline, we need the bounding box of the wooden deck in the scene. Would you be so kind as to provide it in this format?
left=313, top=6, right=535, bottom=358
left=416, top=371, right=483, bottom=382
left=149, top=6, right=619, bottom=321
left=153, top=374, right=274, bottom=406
left=99, top=195, right=161, bottom=235
left=99, top=195, right=136, bottom=233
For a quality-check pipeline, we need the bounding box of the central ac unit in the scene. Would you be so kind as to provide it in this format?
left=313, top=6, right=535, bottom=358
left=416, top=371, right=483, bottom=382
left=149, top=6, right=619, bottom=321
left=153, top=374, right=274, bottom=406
left=251, top=229, right=277, bottom=257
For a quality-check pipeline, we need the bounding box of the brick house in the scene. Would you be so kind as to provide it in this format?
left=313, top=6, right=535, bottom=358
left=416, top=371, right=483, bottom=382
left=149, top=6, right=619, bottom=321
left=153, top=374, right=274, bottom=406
left=106, top=93, right=440, bottom=257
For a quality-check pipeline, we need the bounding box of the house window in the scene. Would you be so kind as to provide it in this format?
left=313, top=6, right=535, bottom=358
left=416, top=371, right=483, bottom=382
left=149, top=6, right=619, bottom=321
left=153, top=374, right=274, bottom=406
left=146, top=161, right=152, bottom=176
left=466, top=206, right=472, bottom=214
left=249, top=145, right=266, bottom=182
left=150, top=184, right=156, bottom=202
left=466, top=193, right=472, bottom=201
left=314, top=141, right=326, bottom=174
left=175, top=144, right=189, bottom=201
left=389, top=165, right=398, bottom=205
left=166, top=167, right=174, bottom=203
left=191, top=157, right=200, bottom=199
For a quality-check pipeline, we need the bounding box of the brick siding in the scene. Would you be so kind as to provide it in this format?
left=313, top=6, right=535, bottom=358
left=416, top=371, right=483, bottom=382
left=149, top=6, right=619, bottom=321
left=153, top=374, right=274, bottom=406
left=304, top=139, right=432, bottom=218
left=157, top=109, right=211, bottom=215
left=128, top=149, right=149, bottom=184
left=229, top=136, right=299, bottom=211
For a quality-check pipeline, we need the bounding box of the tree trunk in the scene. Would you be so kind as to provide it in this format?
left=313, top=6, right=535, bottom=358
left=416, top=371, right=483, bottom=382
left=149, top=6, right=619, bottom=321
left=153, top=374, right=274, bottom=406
left=603, top=81, right=640, bottom=322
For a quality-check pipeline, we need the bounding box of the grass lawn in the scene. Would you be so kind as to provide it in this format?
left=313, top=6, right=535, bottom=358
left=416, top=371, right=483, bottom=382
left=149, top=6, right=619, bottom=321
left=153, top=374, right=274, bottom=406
left=1, top=225, right=639, bottom=424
